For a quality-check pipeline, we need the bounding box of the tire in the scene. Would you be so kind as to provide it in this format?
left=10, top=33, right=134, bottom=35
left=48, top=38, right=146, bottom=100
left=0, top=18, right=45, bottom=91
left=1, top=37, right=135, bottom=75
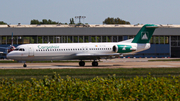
left=92, top=61, right=98, bottom=66
left=79, top=61, right=85, bottom=66
left=23, top=64, right=27, bottom=67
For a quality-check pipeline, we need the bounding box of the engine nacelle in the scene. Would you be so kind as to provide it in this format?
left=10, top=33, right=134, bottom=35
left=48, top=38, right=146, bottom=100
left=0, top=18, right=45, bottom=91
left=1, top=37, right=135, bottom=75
left=112, top=45, right=136, bottom=53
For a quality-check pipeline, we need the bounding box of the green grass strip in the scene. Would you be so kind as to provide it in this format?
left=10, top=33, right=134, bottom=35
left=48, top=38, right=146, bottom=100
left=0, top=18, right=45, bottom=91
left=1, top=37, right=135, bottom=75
left=0, top=68, right=179, bottom=82
left=149, top=59, right=180, bottom=61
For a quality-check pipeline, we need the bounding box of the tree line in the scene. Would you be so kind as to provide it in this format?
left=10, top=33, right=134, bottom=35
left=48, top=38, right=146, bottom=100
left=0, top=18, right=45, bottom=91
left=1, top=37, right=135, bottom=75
left=0, top=17, right=131, bottom=25
left=0, top=21, right=7, bottom=25
left=103, top=17, right=130, bottom=24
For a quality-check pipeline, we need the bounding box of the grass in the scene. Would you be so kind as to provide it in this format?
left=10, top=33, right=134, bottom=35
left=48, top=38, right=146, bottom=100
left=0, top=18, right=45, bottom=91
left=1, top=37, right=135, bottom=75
left=0, top=68, right=180, bottom=82
left=149, top=59, right=180, bottom=61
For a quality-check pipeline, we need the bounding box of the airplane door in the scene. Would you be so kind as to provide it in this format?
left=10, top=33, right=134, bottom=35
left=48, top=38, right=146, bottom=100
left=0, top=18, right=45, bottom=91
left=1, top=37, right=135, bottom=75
left=28, top=46, right=34, bottom=56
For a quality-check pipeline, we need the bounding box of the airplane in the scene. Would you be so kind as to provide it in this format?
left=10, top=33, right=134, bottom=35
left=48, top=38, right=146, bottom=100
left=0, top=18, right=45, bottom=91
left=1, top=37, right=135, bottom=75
left=0, top=32, right=15, bottom=59
left=7, top=24, right=158, bottom=67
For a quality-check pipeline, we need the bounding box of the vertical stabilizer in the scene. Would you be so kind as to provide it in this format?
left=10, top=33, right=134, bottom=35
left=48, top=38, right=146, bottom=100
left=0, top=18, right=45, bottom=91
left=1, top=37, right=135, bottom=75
left=132, top=24, right=158, bottom=43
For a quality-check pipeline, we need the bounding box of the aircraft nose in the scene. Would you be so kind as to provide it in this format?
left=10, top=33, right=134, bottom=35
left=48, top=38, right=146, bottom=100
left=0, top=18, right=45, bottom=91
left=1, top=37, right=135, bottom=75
left=6, top=53, right=11, bottom=59
left=7, top=52, right=14, bottom=59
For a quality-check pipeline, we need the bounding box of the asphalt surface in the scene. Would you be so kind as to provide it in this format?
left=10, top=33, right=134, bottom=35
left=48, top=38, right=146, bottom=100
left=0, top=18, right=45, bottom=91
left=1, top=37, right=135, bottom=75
left=0, top=58, right=180, bottom=69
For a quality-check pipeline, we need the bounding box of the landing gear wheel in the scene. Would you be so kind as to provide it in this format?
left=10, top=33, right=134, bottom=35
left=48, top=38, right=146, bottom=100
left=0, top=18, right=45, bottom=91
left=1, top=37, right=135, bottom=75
left=23, top=64, right=27, bottom=67
left=79, top=61, right=85, bottom=66
left=92, top=61, right=98, bottom=66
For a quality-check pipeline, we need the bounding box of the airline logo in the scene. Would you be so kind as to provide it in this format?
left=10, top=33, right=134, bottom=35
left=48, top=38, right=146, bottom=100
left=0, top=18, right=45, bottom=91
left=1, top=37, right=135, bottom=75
left=38, top=45, right=59, bottom=49
left=122, top=45, right=126, bottom=50
left=141, top=32, right=148, bottom=40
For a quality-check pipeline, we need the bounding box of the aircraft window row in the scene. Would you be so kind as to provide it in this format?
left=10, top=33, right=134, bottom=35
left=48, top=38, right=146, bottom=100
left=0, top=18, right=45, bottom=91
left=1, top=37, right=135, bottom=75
left=36, top=48, right=111, bottom=52
left=89, top=48, right=111, bottom=50
left=14, top=48, right=25, bottom=51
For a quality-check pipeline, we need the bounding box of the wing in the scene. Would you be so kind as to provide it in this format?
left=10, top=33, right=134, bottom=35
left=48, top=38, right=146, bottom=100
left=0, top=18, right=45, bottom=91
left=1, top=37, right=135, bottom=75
left=74, top=53, right=120, bottom=60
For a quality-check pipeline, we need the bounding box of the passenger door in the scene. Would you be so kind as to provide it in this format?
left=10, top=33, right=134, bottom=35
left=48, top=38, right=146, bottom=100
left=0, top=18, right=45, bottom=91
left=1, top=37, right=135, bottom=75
left=28, top=46, right=34, bottom=56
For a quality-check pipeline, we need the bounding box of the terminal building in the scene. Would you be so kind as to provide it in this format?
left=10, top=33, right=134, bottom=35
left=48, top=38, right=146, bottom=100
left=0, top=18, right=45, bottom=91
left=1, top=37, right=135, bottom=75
left=0, top=24, right=180, bottom=58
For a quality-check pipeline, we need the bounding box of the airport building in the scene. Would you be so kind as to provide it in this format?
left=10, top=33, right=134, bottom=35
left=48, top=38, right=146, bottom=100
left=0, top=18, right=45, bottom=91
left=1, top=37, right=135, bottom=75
left=0, top=24, right=180, bottom=58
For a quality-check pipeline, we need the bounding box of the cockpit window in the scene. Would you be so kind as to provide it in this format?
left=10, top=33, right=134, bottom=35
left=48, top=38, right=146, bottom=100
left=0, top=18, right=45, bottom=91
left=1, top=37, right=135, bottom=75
left=14, top=49, right=19, bottom=51
left=13, top=48, right=25, bottom=51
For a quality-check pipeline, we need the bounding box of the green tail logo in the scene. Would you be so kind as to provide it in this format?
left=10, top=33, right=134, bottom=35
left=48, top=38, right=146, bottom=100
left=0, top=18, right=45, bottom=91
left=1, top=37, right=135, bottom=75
left=132, top=24, right=158, bottom=43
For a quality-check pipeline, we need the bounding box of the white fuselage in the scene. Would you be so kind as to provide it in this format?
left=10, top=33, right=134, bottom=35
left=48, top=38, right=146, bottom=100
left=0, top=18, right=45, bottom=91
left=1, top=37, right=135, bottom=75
left=7, top=42, right=150, bottom=61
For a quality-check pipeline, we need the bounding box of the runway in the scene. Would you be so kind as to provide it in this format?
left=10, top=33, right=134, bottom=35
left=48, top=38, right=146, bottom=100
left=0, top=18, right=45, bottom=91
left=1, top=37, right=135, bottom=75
left=0, top=58, right=180, bottom=69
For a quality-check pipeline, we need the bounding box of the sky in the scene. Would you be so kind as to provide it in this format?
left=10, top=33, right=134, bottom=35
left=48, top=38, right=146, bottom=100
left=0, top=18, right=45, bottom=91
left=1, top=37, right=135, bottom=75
left=0, top=0, right=180, bottom=25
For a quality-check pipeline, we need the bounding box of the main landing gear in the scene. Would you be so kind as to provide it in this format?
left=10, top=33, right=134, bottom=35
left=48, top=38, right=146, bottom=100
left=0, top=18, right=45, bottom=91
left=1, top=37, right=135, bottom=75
left=79, top=60, right=99, bottom=66
left=79, top=61, right=85, bottom=66
left=92, top=61, right=98, bottom=66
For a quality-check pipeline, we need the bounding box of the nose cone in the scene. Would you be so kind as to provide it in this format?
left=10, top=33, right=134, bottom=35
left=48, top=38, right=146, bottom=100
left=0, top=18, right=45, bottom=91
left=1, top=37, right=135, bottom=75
left=7, top=52, right=16, bottom=59
left=6, top=53, right=12, bottom=59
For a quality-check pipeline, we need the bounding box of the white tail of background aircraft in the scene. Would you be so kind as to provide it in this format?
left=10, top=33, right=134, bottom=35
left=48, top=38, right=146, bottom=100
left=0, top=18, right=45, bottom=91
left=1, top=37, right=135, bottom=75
left=7, top=24, right=158, bottom=67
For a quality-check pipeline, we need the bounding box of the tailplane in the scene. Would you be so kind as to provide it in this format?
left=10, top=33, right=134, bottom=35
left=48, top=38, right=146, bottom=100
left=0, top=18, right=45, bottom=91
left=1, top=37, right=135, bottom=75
left=132, top=24, right=158, bottom=43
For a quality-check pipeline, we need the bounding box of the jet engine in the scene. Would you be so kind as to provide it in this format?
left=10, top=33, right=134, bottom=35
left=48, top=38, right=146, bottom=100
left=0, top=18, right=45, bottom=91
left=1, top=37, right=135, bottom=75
left=112, top=45, right=136, bottom=53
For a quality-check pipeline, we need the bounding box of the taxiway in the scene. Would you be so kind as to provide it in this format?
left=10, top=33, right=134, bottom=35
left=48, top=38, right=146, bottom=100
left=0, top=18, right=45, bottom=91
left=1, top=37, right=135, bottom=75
left=0, top=58, right=180, bottom=69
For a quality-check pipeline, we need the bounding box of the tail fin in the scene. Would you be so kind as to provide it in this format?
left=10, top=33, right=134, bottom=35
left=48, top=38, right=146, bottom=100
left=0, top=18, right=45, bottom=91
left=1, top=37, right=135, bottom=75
left=132, top=24, right=158, bottom=43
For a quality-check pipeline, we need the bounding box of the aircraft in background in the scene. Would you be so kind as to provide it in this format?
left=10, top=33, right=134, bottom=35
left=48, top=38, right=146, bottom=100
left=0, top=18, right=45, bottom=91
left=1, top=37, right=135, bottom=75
left=0, top=33, right=15, bottom=58
left=7, top=24, right=158, bottom=67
